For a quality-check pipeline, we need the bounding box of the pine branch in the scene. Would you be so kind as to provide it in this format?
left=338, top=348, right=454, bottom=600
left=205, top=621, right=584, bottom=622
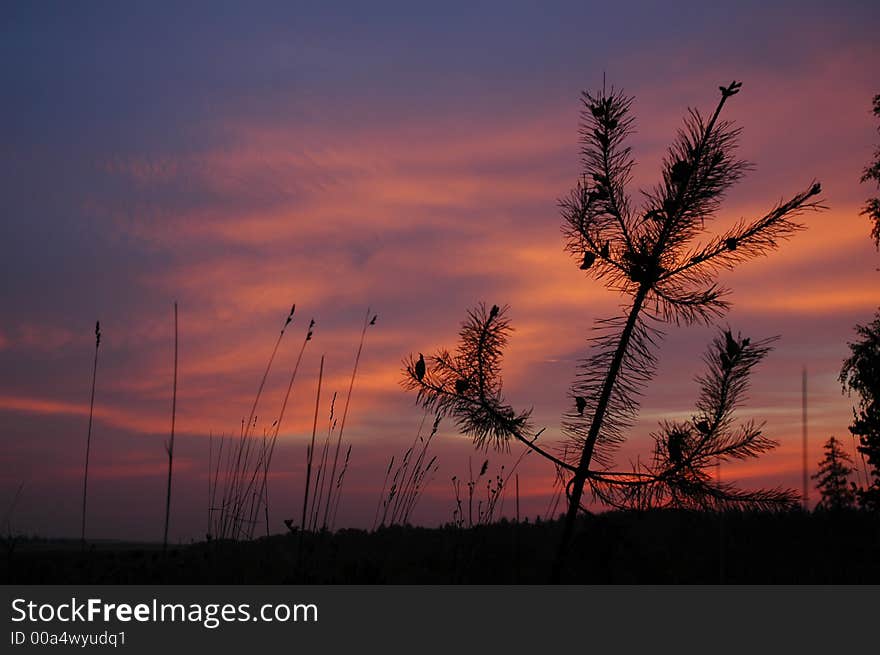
left=661, top=182, right=823, bottom=281
left=585, top=329, right=798, bottom=511
left=401, top=304, right=572, bottom=470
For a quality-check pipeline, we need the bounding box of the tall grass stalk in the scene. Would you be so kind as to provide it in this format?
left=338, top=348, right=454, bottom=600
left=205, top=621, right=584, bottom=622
left=373, top=455, right=395, bottom=531
left=387, top=414, right=440, bottom=526
left=163, top=301, right=178, bottom=550
left=321, top=308, right=375, bottom=530
left=80, top=320, right=101, bottom=549
left=207, top=432, right=213, bottom=538
left=301, top=355, right=324, bottom=534
left=207, top=305, right=297, bottom=540
left=247, top=319, right=314, bottom=538
left=228, top=305, right=295, bottom=533
left=515, top=474, right=520, bottom=523
left=329, top=444, right=352, bottom=530
left=390, top=413, right=430, bottom=522
left=543, top=445, right=569, bottom=521
left=450, top=442, right=533, bottom=528
left=308, top=392, right=336, bottom=532
left=375, top=411, right=428, bottom=529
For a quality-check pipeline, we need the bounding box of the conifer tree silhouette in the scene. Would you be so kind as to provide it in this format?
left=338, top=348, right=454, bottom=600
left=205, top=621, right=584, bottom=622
left=811, top=436, right=856, bottom=511
left=402, top=80, right=822, bottom=579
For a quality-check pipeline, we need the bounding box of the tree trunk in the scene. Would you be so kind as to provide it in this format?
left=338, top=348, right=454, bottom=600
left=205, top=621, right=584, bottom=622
left=550, top=284, right=649, bottom=581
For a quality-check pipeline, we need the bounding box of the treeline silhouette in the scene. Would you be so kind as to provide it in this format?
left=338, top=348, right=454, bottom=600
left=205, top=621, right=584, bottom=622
left=5, top=510, right=880, bottom=584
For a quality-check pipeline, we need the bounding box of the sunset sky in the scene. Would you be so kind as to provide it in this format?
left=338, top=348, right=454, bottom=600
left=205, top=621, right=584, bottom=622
left=1, top=1, right=878, bottom=542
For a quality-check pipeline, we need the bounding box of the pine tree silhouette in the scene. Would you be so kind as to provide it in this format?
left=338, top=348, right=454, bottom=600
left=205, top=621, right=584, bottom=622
left=811, top=436, right=856, bottom=511
left=402, top=80, right=823, bottom=580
